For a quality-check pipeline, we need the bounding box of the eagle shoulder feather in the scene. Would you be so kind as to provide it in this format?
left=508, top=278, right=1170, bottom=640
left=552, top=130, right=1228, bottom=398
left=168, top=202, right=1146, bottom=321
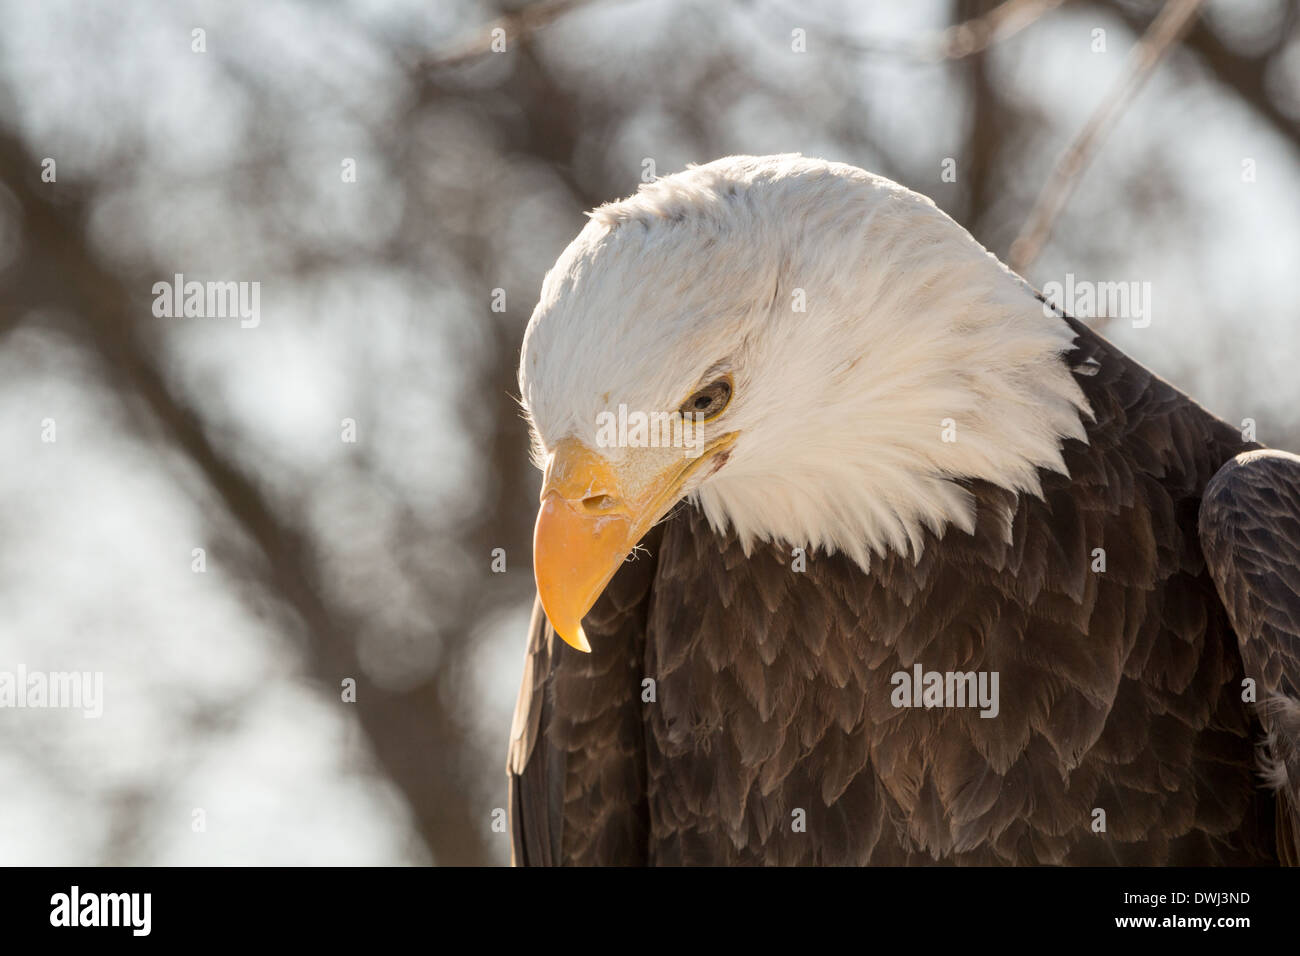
left=1200, top=448, right=1300, bottom=865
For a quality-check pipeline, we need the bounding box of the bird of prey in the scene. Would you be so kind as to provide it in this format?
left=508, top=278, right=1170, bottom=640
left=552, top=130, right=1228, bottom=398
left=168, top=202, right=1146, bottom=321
left=507, top=154, right=1299, bottom=865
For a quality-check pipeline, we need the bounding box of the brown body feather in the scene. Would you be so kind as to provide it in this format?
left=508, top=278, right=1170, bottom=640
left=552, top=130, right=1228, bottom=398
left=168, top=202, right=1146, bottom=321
left=509, top=318, right=1292, bottom=865
left=1200, top=448, right=1300, bottom=865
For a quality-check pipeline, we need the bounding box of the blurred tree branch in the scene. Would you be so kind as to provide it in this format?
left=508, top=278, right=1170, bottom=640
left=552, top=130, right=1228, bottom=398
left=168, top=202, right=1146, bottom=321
left=433, top=0, right=611, bottom=67
left=0, top=128, right=493, bottom=867
left=1100, top=0, right=1300, bottom=155
left=751, top=0, right=1066, bottom=61
left=1010, top=0, right=1205, bottom=272
left=955, top=0, right=1017, bottom=234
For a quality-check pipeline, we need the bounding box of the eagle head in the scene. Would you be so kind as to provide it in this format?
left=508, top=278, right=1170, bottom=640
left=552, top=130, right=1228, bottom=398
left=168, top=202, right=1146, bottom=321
left=520, top=154, right=1089, bottom=651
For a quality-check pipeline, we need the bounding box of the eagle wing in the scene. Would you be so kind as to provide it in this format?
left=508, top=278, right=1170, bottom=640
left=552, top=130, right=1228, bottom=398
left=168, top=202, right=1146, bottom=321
left=1199, top=449, right=1300, bottom=865
left=507, top=526, right=663, bottom=865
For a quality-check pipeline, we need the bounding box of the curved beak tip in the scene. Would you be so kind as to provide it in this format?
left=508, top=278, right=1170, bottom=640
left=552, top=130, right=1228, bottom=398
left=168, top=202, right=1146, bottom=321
left=533, top=491, right=632, bottom=654
left=564, top=625, right=592, bottom=654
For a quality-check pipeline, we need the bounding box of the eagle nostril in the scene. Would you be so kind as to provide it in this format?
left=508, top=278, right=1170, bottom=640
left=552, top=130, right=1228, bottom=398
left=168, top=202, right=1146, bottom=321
left=580, top=494, right=619, bottom=514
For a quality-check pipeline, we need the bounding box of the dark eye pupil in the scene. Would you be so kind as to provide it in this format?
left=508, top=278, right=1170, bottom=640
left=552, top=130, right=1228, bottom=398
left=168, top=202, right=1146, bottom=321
left=681, top=379, right=730, bottom=418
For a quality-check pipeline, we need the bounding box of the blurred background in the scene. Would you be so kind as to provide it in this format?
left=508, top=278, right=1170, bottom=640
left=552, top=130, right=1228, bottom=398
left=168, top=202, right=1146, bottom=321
left=0, top=0, right=1296, bottom=866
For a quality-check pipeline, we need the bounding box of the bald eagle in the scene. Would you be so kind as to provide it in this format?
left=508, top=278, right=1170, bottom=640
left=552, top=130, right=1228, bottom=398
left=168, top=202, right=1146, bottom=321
left=508, top=154, right=1300, bottom=865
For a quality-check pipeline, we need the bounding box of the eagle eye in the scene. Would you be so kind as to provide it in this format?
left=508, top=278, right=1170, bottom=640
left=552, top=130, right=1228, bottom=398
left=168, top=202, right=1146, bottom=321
left=679, top=377, right=732, bottom=421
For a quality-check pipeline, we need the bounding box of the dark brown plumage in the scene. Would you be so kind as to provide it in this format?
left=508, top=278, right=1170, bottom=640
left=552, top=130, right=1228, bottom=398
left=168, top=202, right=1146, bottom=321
left=508, top=317, right=1298, bottom=865
left=1200, top=448, right=1300, bottom=865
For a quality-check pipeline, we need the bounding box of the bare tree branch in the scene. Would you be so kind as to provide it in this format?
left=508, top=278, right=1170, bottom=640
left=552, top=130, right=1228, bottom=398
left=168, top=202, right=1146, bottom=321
left=0, top=128, right=494, bottom=867
left=432, top=0, right=610, bottom=68
left=1098, top=0, right=1300, bottom=155
left=1009, top=0, right=1206, bottom=273
left=751, top=0, right=1065, bottom=62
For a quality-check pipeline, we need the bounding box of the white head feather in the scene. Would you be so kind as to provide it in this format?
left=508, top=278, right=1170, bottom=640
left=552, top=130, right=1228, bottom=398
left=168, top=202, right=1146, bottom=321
left=520, top=154, right=1091, bottom=568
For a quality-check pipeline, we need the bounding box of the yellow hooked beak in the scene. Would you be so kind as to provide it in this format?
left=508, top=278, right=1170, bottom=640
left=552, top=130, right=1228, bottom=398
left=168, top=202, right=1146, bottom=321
left=533, top=434, right=736, bottom=652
